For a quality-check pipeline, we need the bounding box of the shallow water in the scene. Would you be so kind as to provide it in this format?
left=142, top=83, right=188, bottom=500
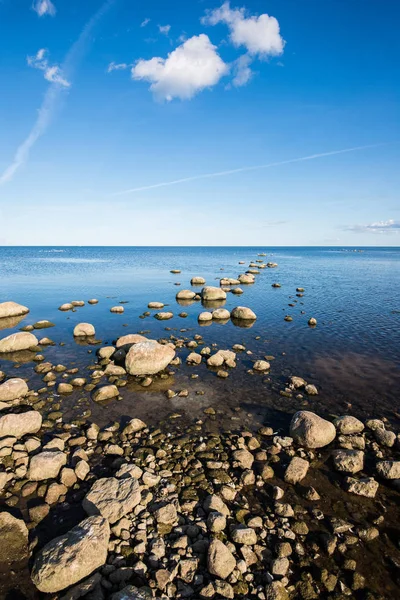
left=1, top=246, right=400, bottom=428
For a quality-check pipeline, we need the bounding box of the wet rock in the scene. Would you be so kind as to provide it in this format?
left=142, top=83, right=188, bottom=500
left=198, top=312, right=213, bottom=322
left=284, top=457, right=309, bottom=484
left=334, top=415, right=364, bottom=435
left=93, top=385, right=119, bottom=402
left=176, top=290, right=196, bottom=300
left=29, top=451, right=67, bottom=481
left=148, top=302, right=164, bottom=309
left=0, top=332, right=38, bottom=353
left=187, top=352, right=202, bottom=365
left=290, top=411, right=336, bottom=448
left=111, top=586, right=151, bottom=600
left=253, top=360, right=270, bottom=371
left=290, top=376, right=307, bottom=389
left=376, top=461, right=400, bottom=480
left=125, top=340, right=175, bottom=375
left=0, top=378, right=28, bottom=401
left=346, top=477, right=379, bottom=498
left=212, top=308, right=230, bottom=320
left=207, top=539, right=236, bottom=579
left=201, top=287, right=227, bottom=301
left=110, top=306, right=124, bottom=313
left=305, top=384, right=318, bottom=395
left=0, top=512, right=29, bottom=562
left=230, top=306, right=257, bottom=320
left=154, top=312, right=174, bottom=320
left=58, top=383, right=73, bottom=394
left=0, top=301, right=29, bottom=319
left=99, top=346, right=116, bottom=358
left=191, top=277, right=206, bottom=285
left=31, top=516, right=110, bottom=593
left=73, top=323, right=95, bottom=337
left=238, top=274, right=255, bottom=284
left=332, top=449, right=364, bottom=474
left=0, top=411, right=42, bottom=438
left=308, top=317, right=317, bottom=326
left=33, top=320, right=55, bottom=329
left=83, top=477, right=141, bottom=524
left=59, top=303, right=73, bottom=311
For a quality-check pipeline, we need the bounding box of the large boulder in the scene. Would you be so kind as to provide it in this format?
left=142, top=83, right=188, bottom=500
left=207, top=539, right=236, bottom=579
left=231, top=306, right=257, bottom=320
left=0, top=411, right=42, bottom=438
left=238, top=274, right=255, bottom=284
left=73, top=323, right=95, bottom=337
left=201, top=287, right=227, bottom=301
left=0, top=332, right=38, bottom=353
left=191, top=277, right=206, bottom=285
left=125, top=340, right=175, bottom=376
left=93, top=385, right=119, bottom=402
left=0, top=378, right=28, bottom=402
left=83, top=477, right=141, bottom=524
left=29, top=451, right=67, bottom=481
left=176, top=290, right=196, bottom=300
left=116, top=334, right=147, bottom=348
left=31, top=516, right=110, bottom=593
left=0, top=512, right=29, bottom=563
left=290, top=411, right=336, bottom=448
left=0, top=302, right=29, bottom=319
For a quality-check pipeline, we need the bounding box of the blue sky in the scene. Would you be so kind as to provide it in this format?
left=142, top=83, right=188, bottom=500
left=0, top=0, right=399, bottom=245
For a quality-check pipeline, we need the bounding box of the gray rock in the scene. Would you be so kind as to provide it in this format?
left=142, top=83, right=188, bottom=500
left=125, top=340, right=175, bottom=375
left=83, top=477, right=141, bottom=524
left=0, top=332, right=38, bottom=353
left=154, top=503, right=177, bottom=525
left=0, top=411, right=42, bottom=439
left=284, top=457, right=309, bottom=484
left=232, top=448, right=254, bottom=469
left=334, top=415, right=364, bottom=435
left=332, top=449, right=364, bottom=474
left=29, top=451, right=67, bottom=481
left=0, top=378, right=28, bottom=401
left=374, top=428, right=396, bottom=448
left=231, top=526, right=257, bottom=545
left=346, top=477, right=379, bottom=498
left=290, top=411, right=336, bottom=448
left=207, top=539, right=236, bottom=579
left=0, top=512, right=29, bottom=562
left=31, top=516, right=110, bottom=593
left=93, top=385, right=119, bottom=402
left=111, top=586, right=152, bottom=600
left=376, top=461, right=400, bottom=480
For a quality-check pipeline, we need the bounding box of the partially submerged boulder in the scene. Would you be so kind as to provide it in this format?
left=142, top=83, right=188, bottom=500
left=0, top=302, right=29, bottom=319
left=231, top=306, right=257, bottom=320
left=290, top=411, right=336, bottom=448
left=201, top=287, right=227, bottom=301
left=0, top=332, right=38, bottom=353
left=125, top=340, right=175, bottom=376
left=31, top=516, right=110, bottom=593
left=73, top=323, right=95, bottom=337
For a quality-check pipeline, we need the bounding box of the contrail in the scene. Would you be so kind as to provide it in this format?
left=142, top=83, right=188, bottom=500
left=112, top=142, right=389, bottom=196
left=0, top=0, right=116, bottom=186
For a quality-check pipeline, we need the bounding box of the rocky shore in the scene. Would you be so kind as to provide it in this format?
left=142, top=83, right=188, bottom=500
left=0, top=256, right=399, bottom=599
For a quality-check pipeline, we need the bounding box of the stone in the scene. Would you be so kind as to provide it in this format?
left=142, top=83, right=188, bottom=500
left=33, top=320, right=54, bottom=329
left=93, top=385, right=119, bottom=402
left=332, top=450, right=364, bottom=474
left=191, top=277, right=206, bottom=285
left=0, top=378, right=28, bottom=401
left=290, top=376, right=307, bottom=389
left=231, top=306, right=257, bottom=320
left=125, top=340, right=175, bottom=376
left=154, top=503, right=177, bottom=525
left=207, top=349, right=236, bottom=367
left=346, top=477, right=379, bottom=498
left=73, top=323, right=95, bottom=337
left=284, top=457, right=309, bottom=484
left=212, top=308, right=230, bottom=320
left=238, top=274, right=255, bottom=284
left=122, top=418, right=147, bottom=435
left=0, top=411, right=42, bottom=439
left=253, top=360, right=270, bottom=371
left=305, top=384, right=318, bottom=395
left=308, top=317, right=317, bottom=326
left=265, top=581, right=289, bottom=600
left=154, top=312, right=173, bottom=320
left=116, top=334, right=147, bottom=348
left=0, top=332, right=38, bottom=353
left=203, top=494, right=230, bottom=516
left=88, top=299, right=98, bottom=304
left=207, top=539, right=236, bottom=579
left=271, top=557, right=289, bottom=576
left=201, top=287, right=227, bottom=301
left=0, top=301, right=29, bottom=319
left=110, top=306, right=124, bottom=313
left=187, top=352, right=202, bottom=365
left=207, top=511, right=226, bottom=533
left=376, top=461, right=400, bottom=480
left=59, top=303, right=73, bottom=311
left=29, top=451, right=67, bottom=481
left=148, top=302, right=164, bottom=309
left=98, top=346, right=115, bottom=359
left=83, top=477, right=141, bottom=524
left=75, top=460, right=90, bottom=481
left=111, top=586, right=152, bottom=600
left=58, top=383, right=73, bottom=394
left=231, top=527, right=257, bottom=545
left=233, top=448, right=254, bottom=469
left=290, top=411, right=336, bottom=448
left=374, top=428, right=396, bottom=448
left=176, top=290, right=196, bottom=300
left=198, top=312, right=213, bottom=322
left=334, top=415, right=364, bottom=435
left=0, top=512, right=29, bottom=562
left=31, top=516, right=110, bottom=593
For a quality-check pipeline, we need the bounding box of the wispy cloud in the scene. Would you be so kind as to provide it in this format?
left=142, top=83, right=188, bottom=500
left=158, top=24, right=171, bottom=35
left=112, top=143, right=388, bottom=196
left=141, top=18, right=150, bottom=28
left=27, top=48, right=70, bottom=87
left=107, top=61, right=130, bottom=73
left=346, top=219, right=400, bottom=234
left=0, top=0, right=116, bottom=186
left=33, top=0, right=56, bottom=17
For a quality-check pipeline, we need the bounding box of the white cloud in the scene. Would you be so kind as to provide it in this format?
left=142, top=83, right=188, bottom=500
left=141, top=18, right=150, bottom=28
left=347, top=219, right=400, bottom=234
left=202, top=2, right=285, bottom=57
left=33, top=0, right=56, bottom=17
left=158, top=24, right=171, bottom=35
left=131, top=34, right=229, bottom=101
left=232, top=54, right=253, bottom=87
left=27, top=48, right=70, bottom=87
left=108, top=61, right=130, bottom=72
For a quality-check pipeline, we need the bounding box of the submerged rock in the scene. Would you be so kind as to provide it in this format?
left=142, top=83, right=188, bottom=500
left=0, top=332, right=38, bottom=353
left=31, top=516, right=110, bottom=593
left=0, top=301, right=29, bottom=319
left=290, top=411, right=336, bottom=448
left=125, top=340, right=175, bottom=375
left=0, top=378, right=28, bottom=401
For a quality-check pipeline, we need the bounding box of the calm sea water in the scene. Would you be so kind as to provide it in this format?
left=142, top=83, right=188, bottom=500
left=0, top=246, right=399, bottom=428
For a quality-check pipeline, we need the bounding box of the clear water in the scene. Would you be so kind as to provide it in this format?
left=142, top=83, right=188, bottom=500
left=0, top=246, right=399, bottom=428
